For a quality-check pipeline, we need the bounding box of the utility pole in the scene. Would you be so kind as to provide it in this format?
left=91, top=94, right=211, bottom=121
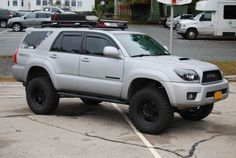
left=170, top=5, right=174, bottom=54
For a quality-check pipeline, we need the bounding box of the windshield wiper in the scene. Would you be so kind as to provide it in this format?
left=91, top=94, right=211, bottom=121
left=131, top=54, right=152, bottom=57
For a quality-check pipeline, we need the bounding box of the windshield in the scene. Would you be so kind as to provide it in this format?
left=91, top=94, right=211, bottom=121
left=193, top=12, right=204, bottom=20
left=115, top=34, right=170, bottom=57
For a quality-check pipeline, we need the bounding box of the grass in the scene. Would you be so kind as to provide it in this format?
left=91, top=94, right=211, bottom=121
left=0, top=55, right=13, bottom=60
left=209, top=61, right=236, bottom=75
left=0, top=76, right=16, bottom=82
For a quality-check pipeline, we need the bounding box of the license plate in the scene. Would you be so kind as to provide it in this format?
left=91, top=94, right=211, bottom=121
left=214, top=91, right=223, bottom=100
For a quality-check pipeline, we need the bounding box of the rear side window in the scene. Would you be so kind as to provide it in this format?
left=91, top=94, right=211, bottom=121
left=37, top=13, right=46, bottom=18
left=224, top=6, right=236, bottom=19
left=51, top=32, right=82, bottom=53
left=46, top=13, right=51, bottom=18
left=21, top=31, right=52, bottom=49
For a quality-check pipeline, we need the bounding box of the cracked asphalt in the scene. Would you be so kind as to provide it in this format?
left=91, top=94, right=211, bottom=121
left=0, top=82, right=236, bottom=158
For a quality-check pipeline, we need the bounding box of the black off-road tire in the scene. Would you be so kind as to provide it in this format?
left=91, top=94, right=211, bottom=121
left=178, top=104, right=214, bottom=121
left=129, top=88, right=174, bottom=134
left=26, top=77, right=59, bottom=114
left=80, top=98, right=102, bottom=105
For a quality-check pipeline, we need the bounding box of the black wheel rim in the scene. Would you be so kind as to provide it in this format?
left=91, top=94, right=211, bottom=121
left=137, top=99, right=159, bottom=124
left=32, top=87, right=46, bottom=106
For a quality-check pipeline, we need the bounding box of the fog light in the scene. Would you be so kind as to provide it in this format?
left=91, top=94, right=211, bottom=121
left=187, top=92, right=197, bottom=100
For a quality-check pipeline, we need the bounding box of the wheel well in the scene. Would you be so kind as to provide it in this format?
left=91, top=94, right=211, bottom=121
left=26, top=66, right=50, bottom=84
left=12, top=22, right=22, bottom=27
left=187, top=27, right=198, bottom=34
left=128, top=78, right=168, bottom=101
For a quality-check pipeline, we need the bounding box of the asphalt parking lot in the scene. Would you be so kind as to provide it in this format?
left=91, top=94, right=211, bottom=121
left=0, top=82, right=236, bottom=158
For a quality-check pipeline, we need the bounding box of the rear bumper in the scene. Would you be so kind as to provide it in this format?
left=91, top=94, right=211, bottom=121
left=12, top=64, right=25, bottom=82
left=165, top=79, right=229, bottom=108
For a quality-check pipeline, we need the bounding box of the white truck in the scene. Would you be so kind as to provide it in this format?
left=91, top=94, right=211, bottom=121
left=177, top=0, right=236, bottom=39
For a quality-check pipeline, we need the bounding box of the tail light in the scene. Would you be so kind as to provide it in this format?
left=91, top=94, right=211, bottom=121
left=13, top=48, right=18, bottom=64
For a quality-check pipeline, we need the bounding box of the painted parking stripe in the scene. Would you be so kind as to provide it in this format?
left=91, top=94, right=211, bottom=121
left=112, top=103, right=162, bottom=158
left=0, top=96, right=25, bottom=98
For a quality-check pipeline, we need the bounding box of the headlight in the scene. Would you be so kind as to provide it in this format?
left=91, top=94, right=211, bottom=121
left=174, top=69, right=200, bottom=82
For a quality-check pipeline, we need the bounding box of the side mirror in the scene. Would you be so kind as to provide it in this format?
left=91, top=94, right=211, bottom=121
left=103, top=46, right=121, bottom=58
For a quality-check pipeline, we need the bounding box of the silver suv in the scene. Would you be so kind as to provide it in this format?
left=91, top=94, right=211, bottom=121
left=12, top=28, right=229, bottom=134
left=7, top=11, right=51, bottom=32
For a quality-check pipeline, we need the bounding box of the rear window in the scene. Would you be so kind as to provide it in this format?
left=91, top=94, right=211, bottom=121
left=21, top=31, right=52, bottom=49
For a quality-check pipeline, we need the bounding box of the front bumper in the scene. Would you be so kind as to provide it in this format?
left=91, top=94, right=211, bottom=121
left=177, top=28, right=187, bottom=34
left=176, top=24, right=187, bottom=34
left=165, top=79, right=229, bottom=108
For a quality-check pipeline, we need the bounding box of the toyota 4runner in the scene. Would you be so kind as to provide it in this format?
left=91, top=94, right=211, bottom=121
left=12, top=28, right=229, bottom=134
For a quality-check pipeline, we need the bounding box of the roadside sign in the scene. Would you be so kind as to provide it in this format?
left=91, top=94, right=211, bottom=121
left=157, top=0, right=192, bottom=5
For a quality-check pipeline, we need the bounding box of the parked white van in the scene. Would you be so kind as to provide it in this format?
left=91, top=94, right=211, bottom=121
left=177, top=0, right=236, bottom=39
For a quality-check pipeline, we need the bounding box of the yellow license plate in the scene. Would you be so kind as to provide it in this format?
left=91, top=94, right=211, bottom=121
left=214, top=91, right=223, bottom=100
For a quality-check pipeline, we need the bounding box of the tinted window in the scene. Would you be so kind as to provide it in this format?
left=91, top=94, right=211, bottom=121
left=46, top=13, right=51, bottom=18
left=224, top=6, right=236, bottom=19
left=115, top=34, right=169, bottom=57
left=51, top=33, right=82, bottom=53
left=65, top=0, right=70, bottom=6
left=85, top=36, right=114, bottom=56
left=42, top=0, right=47, bottom=6
left=52, top=8, right=59, bottom=13
left=36, top=0, right=41, bottom=5
left=13, top=0, right=17, bottom=6
left=37, top=13, right=46, bottom=18
left=71, top=0, right=76, bottom=6
left=201, top=12, right=212, bottom=21
left=26, top=13, right=36, bottom=19
left=21, top=31, right=52, bottom=49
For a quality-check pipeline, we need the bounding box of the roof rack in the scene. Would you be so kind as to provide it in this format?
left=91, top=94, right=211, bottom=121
left=41, top=14, right=128, bottom=30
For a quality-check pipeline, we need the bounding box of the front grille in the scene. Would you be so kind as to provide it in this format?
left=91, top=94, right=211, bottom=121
left=206, top=88, right=227, bottom=98
left=202, top=70, right=222, bottom=84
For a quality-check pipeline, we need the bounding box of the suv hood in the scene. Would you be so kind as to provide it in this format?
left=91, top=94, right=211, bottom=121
left=132, top=56, right=219, bottom=81
left=179, top=19, right=195, bottom=25
left=8, top=17, right=22, bottom=22
left=134, top=56, right=218, bottom=71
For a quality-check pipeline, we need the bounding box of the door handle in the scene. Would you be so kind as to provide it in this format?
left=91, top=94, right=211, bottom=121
left=81, top=57, right=90, bottom=62
left=49, top=54, right=58, bottom=59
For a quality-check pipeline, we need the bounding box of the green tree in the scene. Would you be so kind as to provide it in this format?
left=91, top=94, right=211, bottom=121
left=188, top=0, right=200, bottom=14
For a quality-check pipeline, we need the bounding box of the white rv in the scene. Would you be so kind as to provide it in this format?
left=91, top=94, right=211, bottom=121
left=177, top=0, right=236, bottom=39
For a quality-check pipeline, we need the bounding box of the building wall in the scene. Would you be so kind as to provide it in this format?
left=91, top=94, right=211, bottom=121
left=0, top=0, right=95, bottom=11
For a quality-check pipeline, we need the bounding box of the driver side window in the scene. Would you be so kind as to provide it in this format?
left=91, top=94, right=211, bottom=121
left=201, top=13, right=212, bottom=21
left=85, top=34, right=114, bottom=56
